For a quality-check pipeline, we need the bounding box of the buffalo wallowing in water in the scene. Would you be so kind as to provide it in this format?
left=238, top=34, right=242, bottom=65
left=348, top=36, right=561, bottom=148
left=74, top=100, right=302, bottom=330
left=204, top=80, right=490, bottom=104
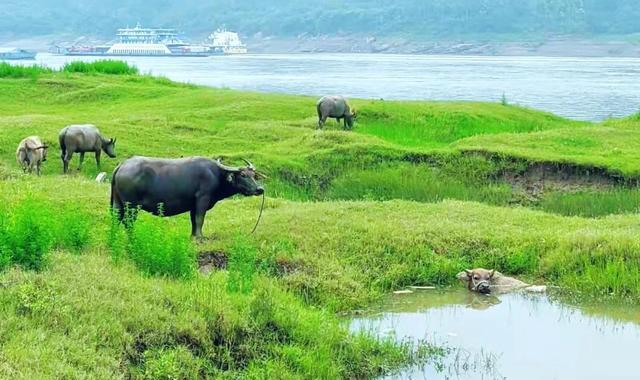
left=111, top=156, right=264, bottom=237
left=457, top=268, right=538, bottom=294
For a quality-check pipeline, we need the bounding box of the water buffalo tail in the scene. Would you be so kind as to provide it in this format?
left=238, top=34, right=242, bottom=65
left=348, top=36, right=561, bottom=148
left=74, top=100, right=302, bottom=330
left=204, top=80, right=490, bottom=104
left=58, top=128, right=67, bottom=157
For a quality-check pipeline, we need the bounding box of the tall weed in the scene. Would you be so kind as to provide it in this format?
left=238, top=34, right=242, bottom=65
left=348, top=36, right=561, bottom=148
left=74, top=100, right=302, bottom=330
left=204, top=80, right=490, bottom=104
left=8, top=196, right=54, bottom=270
left=227, top=237, right=257, bottom=294
left=122, top=212, right=195, bottom=279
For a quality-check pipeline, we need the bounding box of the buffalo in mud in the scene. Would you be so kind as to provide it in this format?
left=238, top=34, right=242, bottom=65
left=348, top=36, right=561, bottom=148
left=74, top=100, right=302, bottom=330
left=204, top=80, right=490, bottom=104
left=16, top=136, right=48, bottom=176
left=59, top=124, right=116, bottom=173
left=316, top=95, right=356, bottom=129
left=111, top=156, right=264, bottom=238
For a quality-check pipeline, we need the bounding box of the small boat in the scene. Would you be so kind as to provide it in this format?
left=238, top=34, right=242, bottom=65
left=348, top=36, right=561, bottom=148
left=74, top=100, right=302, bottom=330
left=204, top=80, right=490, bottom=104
left=0, top=48, right=37, bottom=60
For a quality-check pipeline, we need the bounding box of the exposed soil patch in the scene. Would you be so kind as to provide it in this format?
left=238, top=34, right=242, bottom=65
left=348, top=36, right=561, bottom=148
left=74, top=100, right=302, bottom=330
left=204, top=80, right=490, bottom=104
left=197, top=251, right=307, bottom=276
left=273, top=257, right=306, bottom=276
left=504, top=162, right=621, bottom=200
left=198, top=251, right=228, bottom=275
left=461, top=150, right=635, bottom=200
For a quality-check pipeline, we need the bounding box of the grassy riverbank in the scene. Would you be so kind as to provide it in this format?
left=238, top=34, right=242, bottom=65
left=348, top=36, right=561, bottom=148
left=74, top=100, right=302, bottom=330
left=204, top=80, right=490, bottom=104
left=1, top=63, right=640, bottom=378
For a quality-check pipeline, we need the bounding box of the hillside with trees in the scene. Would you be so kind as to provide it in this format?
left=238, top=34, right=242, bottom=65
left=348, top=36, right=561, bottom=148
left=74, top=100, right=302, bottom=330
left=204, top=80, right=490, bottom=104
left=2, top=0, right=639, bottom=40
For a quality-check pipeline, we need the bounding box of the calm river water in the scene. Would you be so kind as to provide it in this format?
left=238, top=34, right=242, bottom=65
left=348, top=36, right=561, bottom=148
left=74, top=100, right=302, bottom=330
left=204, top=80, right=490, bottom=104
left=23, top=53, right=640, bottom=122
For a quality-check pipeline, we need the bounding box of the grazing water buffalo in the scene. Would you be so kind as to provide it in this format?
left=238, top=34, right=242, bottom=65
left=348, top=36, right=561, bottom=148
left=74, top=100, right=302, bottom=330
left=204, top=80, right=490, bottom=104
left=59, top=124, right=116, bottom=173
left=317, top=95, right=356, bottom=129
left=16, top=136, right=48, bottom=175
left=111, top=156, right=264, bottom=237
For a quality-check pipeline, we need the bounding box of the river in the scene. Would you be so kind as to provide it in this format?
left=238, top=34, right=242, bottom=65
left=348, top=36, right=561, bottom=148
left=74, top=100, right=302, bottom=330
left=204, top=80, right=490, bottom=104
left=20, top=53, right=640, bottom=122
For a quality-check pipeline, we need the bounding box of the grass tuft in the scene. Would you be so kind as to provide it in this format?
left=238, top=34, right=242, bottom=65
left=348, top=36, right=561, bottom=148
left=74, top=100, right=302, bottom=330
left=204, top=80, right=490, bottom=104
left=0, top=62, right=51, bottom=79
left=539, top=189, right=640, bottom=217
left=62, top=60, right=139, bottom=75
left=327, top=163, right=512, bottom=205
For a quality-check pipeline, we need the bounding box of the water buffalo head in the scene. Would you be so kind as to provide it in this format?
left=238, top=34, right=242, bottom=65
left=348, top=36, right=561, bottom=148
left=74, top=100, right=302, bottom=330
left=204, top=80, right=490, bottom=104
left=36, top=144, right=49, bottom=162
left=216, top=158, right=265, bottom=196
left=103, top=138, right=117, bottom=158
left=345, top=108, right=357, bottom=129
left=457, top=268, right=495, bottom=294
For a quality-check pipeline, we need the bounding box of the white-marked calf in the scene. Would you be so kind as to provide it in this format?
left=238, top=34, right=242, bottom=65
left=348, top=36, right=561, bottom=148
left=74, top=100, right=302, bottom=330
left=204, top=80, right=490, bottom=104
left=16, top=136, right=48, bottom=176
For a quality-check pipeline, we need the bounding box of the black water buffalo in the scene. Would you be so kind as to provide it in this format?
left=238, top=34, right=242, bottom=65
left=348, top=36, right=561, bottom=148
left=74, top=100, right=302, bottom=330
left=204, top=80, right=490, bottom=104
left=317, top=95, right=356, bottom=129
left=111, top=156, right=264, bottom=237
left=59, top=124, right=116, bottom=173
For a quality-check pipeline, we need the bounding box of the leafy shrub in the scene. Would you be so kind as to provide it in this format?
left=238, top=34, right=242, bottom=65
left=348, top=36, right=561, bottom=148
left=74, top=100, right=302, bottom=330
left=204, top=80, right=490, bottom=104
left=0, top=209, right=11, bottom=270
left=107, top=208, right=128, bottom=262
left=54, top=205, right=92, bottom=253
left=62, top=60, right=139, bottom=75
left=227, top=237, right=257, bottom=294
left=8, top=196, right=54, bottom=270
left=126, top=215, right=196, bottom=279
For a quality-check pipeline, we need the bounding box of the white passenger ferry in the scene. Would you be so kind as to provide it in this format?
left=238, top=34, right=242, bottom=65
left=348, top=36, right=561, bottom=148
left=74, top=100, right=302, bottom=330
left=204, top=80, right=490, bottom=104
left=65, top=23, right=211, bottom=57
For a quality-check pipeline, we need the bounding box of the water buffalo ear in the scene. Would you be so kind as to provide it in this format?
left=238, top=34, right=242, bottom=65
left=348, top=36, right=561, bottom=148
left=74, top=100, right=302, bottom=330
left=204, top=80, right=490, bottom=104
left=489, top=269, right=496, bottom=279
left=457, top=271, right=469, bottom=281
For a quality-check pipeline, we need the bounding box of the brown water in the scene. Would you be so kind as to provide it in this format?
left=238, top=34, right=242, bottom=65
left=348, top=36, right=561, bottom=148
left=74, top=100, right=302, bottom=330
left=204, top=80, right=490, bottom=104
left=350, top=288, right=640, bottom=380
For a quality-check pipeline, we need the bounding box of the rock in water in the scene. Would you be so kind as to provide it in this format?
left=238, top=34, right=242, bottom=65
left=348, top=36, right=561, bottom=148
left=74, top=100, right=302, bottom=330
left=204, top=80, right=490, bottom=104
left=524, top=285, right=547, bottom=293
left=95, top=172, right=107, bottom=183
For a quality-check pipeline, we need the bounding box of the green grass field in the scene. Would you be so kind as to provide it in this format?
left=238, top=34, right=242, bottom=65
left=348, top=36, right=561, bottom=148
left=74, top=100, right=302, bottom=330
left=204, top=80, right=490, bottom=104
left=1, top=63, right=640, bottom=378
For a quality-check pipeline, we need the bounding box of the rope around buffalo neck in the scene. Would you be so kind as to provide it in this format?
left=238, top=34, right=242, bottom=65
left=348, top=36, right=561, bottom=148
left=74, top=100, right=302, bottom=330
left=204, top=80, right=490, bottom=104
left=251, top=192, right=265, bottom=234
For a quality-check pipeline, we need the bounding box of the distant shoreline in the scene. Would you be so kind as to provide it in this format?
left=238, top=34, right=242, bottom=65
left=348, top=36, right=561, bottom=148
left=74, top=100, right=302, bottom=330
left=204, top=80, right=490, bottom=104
left=2, top=34, right=640, bottom=58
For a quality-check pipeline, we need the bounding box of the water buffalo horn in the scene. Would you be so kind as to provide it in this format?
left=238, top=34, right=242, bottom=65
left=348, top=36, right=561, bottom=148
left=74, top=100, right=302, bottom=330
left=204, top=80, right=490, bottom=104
left=242, top=159, right=255, bottom=170
left=215, top=159, right=241, bottom=172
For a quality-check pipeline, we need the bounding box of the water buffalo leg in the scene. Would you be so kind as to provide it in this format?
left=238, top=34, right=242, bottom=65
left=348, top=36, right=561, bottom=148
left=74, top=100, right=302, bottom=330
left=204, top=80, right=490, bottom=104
left=319, top=115, right=328, bottom=129
left=190, top=210, right=198, bottom=236
left=191, top=196, right=211, bottom=238
left=78, top=152, right=85, bottom=170
left=95, top=150, right=101, bottom=170
left=63, top=151, right=73, bottom=174
left=36, top=162, right=41, bottom=176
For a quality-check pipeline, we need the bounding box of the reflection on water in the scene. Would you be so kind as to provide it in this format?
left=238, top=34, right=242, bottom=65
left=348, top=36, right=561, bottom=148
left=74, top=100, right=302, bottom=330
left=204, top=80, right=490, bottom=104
left=350, top=289, right=640, bottom=380
left=22, top=53, right=640, bottom=121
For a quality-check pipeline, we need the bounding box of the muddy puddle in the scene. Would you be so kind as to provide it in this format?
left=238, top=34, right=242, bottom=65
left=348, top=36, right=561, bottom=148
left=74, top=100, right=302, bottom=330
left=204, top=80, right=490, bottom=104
left=350, top=288, right=640, bottom=380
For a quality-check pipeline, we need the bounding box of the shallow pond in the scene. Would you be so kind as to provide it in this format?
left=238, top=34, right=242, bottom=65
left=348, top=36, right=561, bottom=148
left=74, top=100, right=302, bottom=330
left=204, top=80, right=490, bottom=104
left=350, top=288, right=640, bottom=380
